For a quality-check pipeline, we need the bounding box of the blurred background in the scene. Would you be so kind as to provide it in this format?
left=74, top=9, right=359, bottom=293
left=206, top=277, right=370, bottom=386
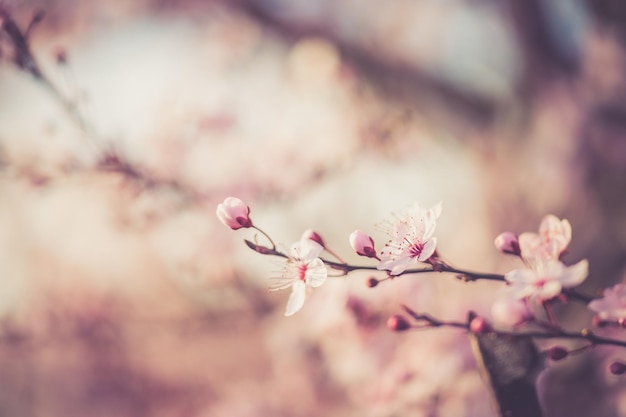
left=1, top=0, right=626, bottom=416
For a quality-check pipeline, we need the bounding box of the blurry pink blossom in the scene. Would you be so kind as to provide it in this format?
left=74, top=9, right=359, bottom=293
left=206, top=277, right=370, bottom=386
left=588, top=284, right=626, bottom=320
left=491, top=297, right=532, bottom=326
left=349, top=230, right=377, bottom=258
left=216, top=197, right=252, bottom=230
left=377, top=202, right=442, bottom=275
left=494, top=231, right=520, bottom=255
left=505, top=259, right=588, bottom=301
left=270, top=237, right=327, bottom=316
left=301, top=229, right=325, bottom=247
left=519, top=215, right=571, bottom=261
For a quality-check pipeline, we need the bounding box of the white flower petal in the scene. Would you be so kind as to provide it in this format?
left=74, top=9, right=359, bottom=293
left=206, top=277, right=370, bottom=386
left=518, top=233, right=542, bottom=260
left=561, top=219, right=572, bottom=242
left=285, top=281, right=307, bottom=317
left=505, top=268, right=537, bottom=285
left=561, top=259, right=588, bottom=287
left=423, top=203, right=442, bottom=239
left=538, top=280, right=562, bottom=300
left=291, top=238, right=324, bottom=261
left=506, top=282, right=535, bottom=299
left=377, top=256, right=413, bottom=275
left=431, top=202, right=443, bottom=219
left=305, top=258, right=327, bottom=288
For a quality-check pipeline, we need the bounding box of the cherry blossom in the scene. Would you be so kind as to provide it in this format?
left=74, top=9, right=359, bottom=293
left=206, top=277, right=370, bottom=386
left=216, top=197, right=253, bottom=230
left=270, top=237, right=328, bottom=316
left=518, top=215, right=571, bottom=261
left=588, top=284, right=626, bottom=320
left=349, top=230, right=377, bottom=258
left=504, top=259, right=588, bottom=301
left=377, top=202, right=442, bottom=275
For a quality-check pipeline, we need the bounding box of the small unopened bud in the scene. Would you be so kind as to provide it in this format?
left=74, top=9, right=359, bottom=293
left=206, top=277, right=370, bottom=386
left=216, top=197, right=253, bottom=230
left=387, top=315, right=411, bottom=332
left=366, top=277, right=379, bottom=288
left=349, top=230, right=377, bottom=258
left=610, top=361, right=626, bottom=375
left=301, top=229, right=325, bottom=247
left=547, top=346, right=568, bottom=361
left=494, top=232, right=520, bottom=256
left=469, top=316, right=491, bottom=333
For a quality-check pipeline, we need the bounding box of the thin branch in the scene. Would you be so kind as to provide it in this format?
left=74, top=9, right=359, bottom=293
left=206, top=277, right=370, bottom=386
left=0, top=7, right=94, bottom=138
left=241, top=239, right=595, bottom=303
left=400, top=307, right=626, bottom=348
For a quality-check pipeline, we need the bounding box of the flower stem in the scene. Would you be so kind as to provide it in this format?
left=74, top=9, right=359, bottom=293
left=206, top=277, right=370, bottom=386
left=252, top=226, right=276, bottom=250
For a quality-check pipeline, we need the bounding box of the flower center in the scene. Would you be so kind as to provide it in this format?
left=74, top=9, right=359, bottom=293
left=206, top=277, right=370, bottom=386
left=409, top=242, right=424, bottom=259
left=298, top=264, right=308, bottom=281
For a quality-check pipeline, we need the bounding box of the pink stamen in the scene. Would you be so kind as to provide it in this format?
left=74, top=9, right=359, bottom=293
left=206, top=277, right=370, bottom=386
left=298, top=264, right=308, bottom=281
left=409, top=243, right=424, bottom=258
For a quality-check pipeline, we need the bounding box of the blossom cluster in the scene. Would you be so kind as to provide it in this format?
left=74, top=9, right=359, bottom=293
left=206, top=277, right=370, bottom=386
left=216, top=196, right=626, bottom=375
left=491, top=215, right=588, bottom=326
left=217, top=198, right=444, bottom=315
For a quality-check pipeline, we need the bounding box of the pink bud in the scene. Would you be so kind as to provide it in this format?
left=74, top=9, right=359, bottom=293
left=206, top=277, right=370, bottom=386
left=610, top=361, right=626, bottom=375
left=301, top=229, right=325, bottom=247
left=547, top=346, right=568, bottom=361
left=349, top=230, right=377, bottom=258
left=491, top=298, right=532, bottom=327
left=494, top=231, right=520, bottom=255
left=366, top=277, right=379, bottom=288
left=216, top=197, right=253, bottom=230
left=469, top=316, right=491, bottom=333
left=387, top=315, right=411, bottom=332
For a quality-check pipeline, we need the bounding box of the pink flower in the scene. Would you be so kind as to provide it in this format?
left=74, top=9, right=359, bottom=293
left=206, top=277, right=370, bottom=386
left=588, top=284, right=626, bottom=320
left=349, top=230, right=377, bottom=258
left=491, top=297, right=532, bottom=326
left=518, top=215, right=571, bottom=261
left=494, top=232, right=520, bottom=255
left=270, top=237, right=328, bottom=316
left=377, top=202, right=442, bottom=275
left=216, top=197, right=253, bottom=230
left=505, top=259, right=588, bottom=301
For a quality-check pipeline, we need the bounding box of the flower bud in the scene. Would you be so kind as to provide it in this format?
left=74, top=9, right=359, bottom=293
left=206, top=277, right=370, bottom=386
left=387, top=315, right=411, bottom=332
left=366, top=277, right=379, bottom=288
left=349, top=230, right=377, bottom=258
left=301, top=229, right=325, bottom=247
left=491, top=298, right=532, bottom=327
left=610, top=361, right=626, bottom=375
left=494, top=231, right=520, bottom=256
left=547, top=346, right=568, bottom=361
left=216, top=197, right=253, bottom=230
left=469, top=316, right=491, bottom=333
